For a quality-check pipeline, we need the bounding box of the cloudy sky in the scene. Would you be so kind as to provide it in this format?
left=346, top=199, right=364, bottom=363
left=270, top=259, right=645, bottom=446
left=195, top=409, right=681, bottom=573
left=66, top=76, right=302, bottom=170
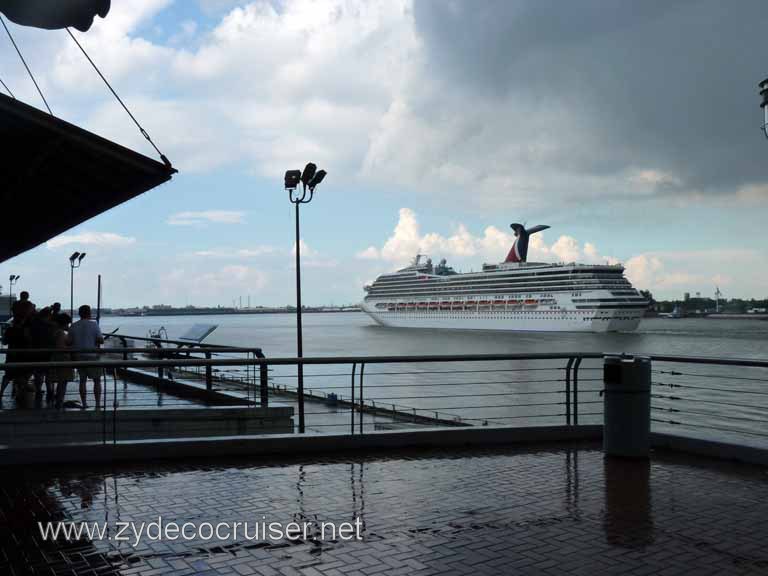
left=1, top=0, right=767, bottom=308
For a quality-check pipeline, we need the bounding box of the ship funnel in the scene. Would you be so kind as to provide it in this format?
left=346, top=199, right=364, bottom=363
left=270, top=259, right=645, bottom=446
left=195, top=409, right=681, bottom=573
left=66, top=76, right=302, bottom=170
left=505, top=223, right=550, bottom=263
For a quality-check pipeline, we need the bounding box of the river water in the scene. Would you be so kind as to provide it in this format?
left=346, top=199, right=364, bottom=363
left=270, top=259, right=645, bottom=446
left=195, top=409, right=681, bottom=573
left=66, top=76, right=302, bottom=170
left=102, top=313, right=768, bottom=445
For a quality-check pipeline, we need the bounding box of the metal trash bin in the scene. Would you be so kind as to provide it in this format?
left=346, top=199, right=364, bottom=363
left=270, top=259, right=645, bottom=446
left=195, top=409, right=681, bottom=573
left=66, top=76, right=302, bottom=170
left=603, top=355, right=651, bottom=458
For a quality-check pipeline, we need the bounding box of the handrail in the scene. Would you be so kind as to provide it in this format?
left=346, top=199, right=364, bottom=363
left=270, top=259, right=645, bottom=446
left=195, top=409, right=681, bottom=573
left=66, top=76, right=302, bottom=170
left=0, top=346, right=261, bottom=354
left=110, top=333, right=236, bottom=348
left=648, top=354, right=768, bottom=368
left=0, top=352, right=603, bottom=370
left=2, top=352, right=768, bottom=371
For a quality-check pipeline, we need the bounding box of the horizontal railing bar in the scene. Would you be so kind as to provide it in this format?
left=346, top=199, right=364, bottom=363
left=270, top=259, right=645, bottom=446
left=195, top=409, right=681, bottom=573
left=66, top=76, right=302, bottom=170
left=270, top=366, right=568, bottom=378
left=0, top=346, right=260, bottom=354
left=288, top=383, right=567, bottom=390
left=461, top=413, right=566, bottom=420
left=0, top=352, right=605, bottom=370
left=409, top=402, right=565, bottom=410
left=366, top=391, right=567, bottom=400
left=650, top=355, right=768, bottom=368
left=109, top=334, right=246, bottom=349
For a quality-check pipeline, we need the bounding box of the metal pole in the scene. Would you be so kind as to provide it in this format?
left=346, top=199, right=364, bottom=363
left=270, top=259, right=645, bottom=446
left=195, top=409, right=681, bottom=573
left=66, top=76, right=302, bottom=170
left=205, top=351, right=212, bottom=392
left=350, top=362, right=356, bottom=435
left=359, top=363, right=365, bottom=435
left=96, top=274, right=101, bottom=324
left=70, top=264, right=74, bottom=318
left=565, top=358, right=574, bottom=426
left=256, top=349, right=268, bottom=408
left=295, top=201, right=305, bottom=433
left=573, top=357, right=582, bottom=426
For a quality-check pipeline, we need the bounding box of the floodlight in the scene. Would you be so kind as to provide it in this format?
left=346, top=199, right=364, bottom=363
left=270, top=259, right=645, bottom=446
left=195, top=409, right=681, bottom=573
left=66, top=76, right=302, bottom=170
left=69, top=251, right=80, bottom=263
left=301, top=163, right=317, bottom=188
left=308, top=170, right=327, bottom=191
left=284, top=170, right=302, bottom=189
left=78, top=253, right=86, bottom=262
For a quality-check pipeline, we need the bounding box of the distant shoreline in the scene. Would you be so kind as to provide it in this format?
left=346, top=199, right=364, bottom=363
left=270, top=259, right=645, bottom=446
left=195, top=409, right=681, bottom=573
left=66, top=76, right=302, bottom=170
left=103, top=308, right=362, bottom=318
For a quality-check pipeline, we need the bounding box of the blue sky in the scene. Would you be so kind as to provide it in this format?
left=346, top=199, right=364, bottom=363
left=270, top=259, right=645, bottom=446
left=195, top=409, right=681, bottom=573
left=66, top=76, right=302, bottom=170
left=1, top=0, right=767, bottom=308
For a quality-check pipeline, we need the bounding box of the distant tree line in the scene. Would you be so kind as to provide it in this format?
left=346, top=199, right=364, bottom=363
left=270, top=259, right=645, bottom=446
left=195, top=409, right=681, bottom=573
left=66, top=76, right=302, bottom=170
left=641, top=290, right=768, bottom=314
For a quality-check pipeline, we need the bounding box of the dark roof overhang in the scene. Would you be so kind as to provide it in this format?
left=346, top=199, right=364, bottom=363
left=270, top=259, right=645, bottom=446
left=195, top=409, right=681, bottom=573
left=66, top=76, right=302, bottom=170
left=0, top=93, right=176, bottom=263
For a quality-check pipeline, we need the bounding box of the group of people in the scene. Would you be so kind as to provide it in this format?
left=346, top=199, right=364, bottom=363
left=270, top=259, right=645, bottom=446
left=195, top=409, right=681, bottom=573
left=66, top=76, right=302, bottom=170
left=1, top=291, right=104, bottom=409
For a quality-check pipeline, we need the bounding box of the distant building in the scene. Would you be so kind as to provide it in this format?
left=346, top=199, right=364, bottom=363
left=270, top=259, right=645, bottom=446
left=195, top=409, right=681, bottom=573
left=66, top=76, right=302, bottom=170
left=684, top=292, right=690, bottom=301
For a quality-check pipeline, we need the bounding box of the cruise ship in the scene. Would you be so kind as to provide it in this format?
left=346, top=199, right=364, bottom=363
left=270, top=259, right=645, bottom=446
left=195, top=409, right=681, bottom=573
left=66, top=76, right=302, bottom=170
left=361, top=223, right=647, bottom=332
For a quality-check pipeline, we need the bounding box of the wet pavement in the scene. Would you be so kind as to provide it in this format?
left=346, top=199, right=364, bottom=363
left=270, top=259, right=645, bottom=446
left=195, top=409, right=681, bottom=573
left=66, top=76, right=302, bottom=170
left=1, top=442, right=767, bottom=575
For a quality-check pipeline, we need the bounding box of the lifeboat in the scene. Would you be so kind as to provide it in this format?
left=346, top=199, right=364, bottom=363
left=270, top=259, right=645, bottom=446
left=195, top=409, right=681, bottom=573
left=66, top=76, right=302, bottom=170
left=524, top=299, right=538, bottom=305
left=429, top=302, right=439, bottom=309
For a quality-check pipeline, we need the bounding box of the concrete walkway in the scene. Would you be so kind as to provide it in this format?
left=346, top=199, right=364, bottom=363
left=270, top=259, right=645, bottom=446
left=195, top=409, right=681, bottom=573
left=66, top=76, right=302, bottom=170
left=1, top=442, right=767, bottom=575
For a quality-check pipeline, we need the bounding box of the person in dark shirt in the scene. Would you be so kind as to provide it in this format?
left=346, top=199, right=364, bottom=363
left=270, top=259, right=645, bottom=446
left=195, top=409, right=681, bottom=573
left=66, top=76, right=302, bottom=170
left=28, top=307, right=56, bottom=399
left=11, top=291, right=35, bottom=325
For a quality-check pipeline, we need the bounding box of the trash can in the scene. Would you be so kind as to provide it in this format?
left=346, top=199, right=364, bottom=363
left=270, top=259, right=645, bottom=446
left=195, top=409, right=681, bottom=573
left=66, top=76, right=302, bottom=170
left=603, top=355, right=651, bottom=458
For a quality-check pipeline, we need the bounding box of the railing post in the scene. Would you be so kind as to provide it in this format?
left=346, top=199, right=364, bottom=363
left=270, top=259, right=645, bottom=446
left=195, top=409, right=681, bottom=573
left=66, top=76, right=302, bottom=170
left=255, top=349, right=268, bottom=408
left=350, top=363, right=357, bottom=435
left=119, top=336, right=128, bottom=361
left=565, top=358, right=574, bottom=426
left=359, top=363, right=365, bottom=435
left=205, top=351, right=212, bottom=392
left=573, top=357, right=582, bottom=426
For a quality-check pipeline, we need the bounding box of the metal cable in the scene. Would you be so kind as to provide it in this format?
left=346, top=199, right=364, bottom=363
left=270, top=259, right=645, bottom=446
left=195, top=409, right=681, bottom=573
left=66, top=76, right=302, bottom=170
left=652, top=405, right=768, bottom=425
left=0, top=15, right=51, bottom=113
left=652, top=394, right=768, bottom=410
left=653, top=369, right=768, bottom=383
left=65, top=28, right=171, bottom=167
left=651, top=417, right=768, bottom=438
left=0, top=73, right=14, bottom=98
left=653, top=380, right=768, bottom=396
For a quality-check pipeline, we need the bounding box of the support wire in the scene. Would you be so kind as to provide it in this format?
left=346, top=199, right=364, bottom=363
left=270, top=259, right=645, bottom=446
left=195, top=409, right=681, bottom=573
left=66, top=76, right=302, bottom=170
left=0, top=15, right=51, bottom=113
left=65, top=28, right=171, bottom=168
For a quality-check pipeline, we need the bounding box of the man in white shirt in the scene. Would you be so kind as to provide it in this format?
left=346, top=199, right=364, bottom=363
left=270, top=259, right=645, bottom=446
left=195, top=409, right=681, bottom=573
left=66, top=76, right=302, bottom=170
left=67, top=304, right=104, bottom=409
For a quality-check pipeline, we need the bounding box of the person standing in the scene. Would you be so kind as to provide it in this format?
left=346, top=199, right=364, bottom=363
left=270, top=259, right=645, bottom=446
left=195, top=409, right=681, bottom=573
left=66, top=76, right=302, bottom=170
left=67, top=305, right=103, bottom=409
left=49, top=313, right=74, bottom=409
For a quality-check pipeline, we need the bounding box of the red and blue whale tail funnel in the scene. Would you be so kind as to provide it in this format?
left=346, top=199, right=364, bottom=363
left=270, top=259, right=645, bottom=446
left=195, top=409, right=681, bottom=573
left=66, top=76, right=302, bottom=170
left=505, top=223, right=550, bottom=263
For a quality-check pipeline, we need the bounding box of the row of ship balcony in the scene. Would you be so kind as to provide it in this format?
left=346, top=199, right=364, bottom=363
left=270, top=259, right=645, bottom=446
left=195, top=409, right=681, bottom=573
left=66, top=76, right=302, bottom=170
left=372, top=297, right=559, bottom=311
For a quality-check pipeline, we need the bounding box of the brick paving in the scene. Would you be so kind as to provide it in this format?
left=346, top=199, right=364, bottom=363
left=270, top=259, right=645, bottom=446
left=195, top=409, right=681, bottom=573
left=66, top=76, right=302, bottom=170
left=1, top=443, right=767, bottom=575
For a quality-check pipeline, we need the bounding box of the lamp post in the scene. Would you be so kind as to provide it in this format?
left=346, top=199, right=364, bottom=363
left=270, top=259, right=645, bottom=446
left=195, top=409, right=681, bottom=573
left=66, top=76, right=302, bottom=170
left=759, top=78, right=768, bottom=138
left=8, top=274, right=19, bottom=319
left=69, top=251, right=86, bottom=317
left=285, top=162, right=327, bottom=433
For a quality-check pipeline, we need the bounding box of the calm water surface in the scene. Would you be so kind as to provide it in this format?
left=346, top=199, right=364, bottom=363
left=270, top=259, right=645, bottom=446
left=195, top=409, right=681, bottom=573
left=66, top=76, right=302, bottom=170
left=102, top=312, right=768, bottom=359
left=102, top=313, right=768, bottom=445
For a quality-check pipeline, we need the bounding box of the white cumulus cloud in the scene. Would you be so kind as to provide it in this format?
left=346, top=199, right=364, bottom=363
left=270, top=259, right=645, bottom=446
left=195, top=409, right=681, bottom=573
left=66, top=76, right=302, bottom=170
left=46, top=232, right=136, bottom=249
left=356, top=208, right=616, bottom=267
left=167, top=210, right=246, bottom=226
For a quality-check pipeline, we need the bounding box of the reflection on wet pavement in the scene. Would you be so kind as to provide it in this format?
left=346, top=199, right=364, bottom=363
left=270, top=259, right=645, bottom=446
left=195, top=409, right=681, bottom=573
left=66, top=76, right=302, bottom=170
left=1, top=443, right=767, bottom=575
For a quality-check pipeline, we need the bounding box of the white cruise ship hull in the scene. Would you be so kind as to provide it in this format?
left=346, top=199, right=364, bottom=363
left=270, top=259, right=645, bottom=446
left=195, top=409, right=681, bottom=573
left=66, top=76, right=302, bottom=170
left=362, top=257, right=647, bottom=333
left=361, top=302, right=642, bottom=332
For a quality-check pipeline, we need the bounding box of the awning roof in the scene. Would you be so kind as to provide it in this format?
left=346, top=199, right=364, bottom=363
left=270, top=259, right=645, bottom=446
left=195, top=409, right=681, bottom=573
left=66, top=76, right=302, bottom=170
left=0, top=93, right=176, bottom=263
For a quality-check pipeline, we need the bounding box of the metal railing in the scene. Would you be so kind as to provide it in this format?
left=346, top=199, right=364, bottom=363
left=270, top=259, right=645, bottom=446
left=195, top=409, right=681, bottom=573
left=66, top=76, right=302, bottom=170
left=649, top=355, right=768, bottom=446
left=1, top=338, right=767, bottom=449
